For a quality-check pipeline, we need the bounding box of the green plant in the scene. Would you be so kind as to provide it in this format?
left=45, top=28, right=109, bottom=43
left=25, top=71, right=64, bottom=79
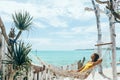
left=3, top=41, right=32, bottom=80
left=12, top=11, right=33, bottom=42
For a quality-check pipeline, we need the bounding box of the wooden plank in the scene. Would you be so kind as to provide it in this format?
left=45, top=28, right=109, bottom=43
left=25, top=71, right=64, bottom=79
left=95, top=42, right=112, bottom=46
left=117, top=62, right=120, bottom=65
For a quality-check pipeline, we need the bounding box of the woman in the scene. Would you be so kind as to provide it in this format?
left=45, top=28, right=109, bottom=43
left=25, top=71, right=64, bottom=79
left=77, top=53, right=102, bottom=73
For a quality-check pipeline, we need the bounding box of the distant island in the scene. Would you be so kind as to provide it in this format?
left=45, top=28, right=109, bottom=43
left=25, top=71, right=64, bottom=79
left=75, top=47, right=120, bottom=51
left=116, top=47, right=120, bottom=50
left=75, top=49, right=94, bottom=51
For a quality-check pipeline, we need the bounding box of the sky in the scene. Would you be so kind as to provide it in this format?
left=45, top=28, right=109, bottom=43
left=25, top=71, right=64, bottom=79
left=0, top=0, right=120, bottom=50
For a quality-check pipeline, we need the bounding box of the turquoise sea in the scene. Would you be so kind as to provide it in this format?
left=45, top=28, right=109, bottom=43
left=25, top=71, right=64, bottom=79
left=29, top=50, right=120, bottom=68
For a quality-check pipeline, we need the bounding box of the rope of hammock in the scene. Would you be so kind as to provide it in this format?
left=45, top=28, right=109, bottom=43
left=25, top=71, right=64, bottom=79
left=35, top=56, right=76, bottom=72
left=92, top=44, right=112, bottom=59
left=31, top=54, right=78, bottom=71
left=100, top=45, right=112, bottom=59
left=92, top=45, right=111, bottom=59
left=35, top=56, right=96, bottom=79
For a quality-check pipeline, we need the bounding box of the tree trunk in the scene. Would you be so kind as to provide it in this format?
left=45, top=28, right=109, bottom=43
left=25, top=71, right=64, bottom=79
left=0, top=33, right=3, bottom=80
left=91, top=0, right=103, bottom=74
left=109, top=14, right=117, bottom=80
left=0, top=17, right=9, bottom=45
left=109, top=0, right=117, bottom=80
left=14, top=30, right=22, bottom=42
left=0, top=33, right=2, bottom=69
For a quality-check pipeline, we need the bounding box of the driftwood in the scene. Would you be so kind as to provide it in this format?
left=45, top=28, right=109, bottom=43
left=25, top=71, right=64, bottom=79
left=0, top=33, right=2, bottom=47
left=95, top=0, right=120, bottom=22
left=0, top=17, right=9, bottom=45
left=95, top=0, right=109, bottom=4
left=32, top=65, right=45, bottom=73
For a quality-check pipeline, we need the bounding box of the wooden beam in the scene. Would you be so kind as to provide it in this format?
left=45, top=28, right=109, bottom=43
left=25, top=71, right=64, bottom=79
left=95, top=42, right=112, bottom=46
left=95, top=0, right=109, bottom=4
left=117, top=62, right=120, bottom=65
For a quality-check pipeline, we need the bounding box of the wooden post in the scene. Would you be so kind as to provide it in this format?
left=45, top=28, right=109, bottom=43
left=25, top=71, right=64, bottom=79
left=0, top=32, right=3, bottom=78
left=109, top=13, right=117, bottom=80
left=91, top=0, right=103, bottom=74
left=109, top=0, right=117, bottom=80
left=0, top=33, right=5, bottom=80
left=37, top=72, right=39, bottom=80
left=96, top=5, right=103, bottom=74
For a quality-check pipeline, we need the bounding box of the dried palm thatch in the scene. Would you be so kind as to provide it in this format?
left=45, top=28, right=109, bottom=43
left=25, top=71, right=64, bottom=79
left=8, top=28, right=16, bottom=38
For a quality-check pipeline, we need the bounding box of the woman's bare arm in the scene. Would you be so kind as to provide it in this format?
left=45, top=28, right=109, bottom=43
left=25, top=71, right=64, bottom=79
left=93, top=59, right=102, bottom=66
left=77, top=66, right=85, bottom=72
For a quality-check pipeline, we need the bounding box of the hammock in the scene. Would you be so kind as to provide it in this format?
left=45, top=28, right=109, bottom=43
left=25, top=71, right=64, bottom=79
left=49, top=65, right=95, bottom=79
left=30, top=46, right=112, bottom=80
left=36, top=56, right=97, bottom=79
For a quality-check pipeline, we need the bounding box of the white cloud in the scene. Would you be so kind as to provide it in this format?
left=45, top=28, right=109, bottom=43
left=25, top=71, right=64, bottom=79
left=50, top=25, right=98, bottom=38
left=84, top=26, right=97, bottom=33
left=0, top=14, right=12, bottom=23
left=33, top=22, right=47, bottom=29
left=0, top=1, right=37, bottom=15
left=23, top=37, right=96, bottom=50
left=71, top=27, right=85, bottom=34
left=0, top=0, right=93, bottom=28
left=50, top=30, right=74, bottom=38
left=0, top=1, right=40, bottom=26
left=23, top=38, right=52, bottom=45
left=31, top=0, right=93, bottom=25
left=48, top=17, right=68, bottom=28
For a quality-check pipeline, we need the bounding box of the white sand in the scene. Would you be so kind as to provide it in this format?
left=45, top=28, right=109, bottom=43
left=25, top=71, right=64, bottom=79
left=64, top=66, right=120, bottom=80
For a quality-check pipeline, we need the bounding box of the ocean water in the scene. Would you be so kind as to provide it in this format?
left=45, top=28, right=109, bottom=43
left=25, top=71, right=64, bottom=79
left=29, top=50, right=120, bottom=68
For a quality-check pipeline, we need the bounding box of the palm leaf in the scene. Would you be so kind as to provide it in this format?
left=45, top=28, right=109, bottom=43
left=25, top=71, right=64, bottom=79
left=12, top=11, right=33, bottom=31
left=4, top=41, right=32, bottom=71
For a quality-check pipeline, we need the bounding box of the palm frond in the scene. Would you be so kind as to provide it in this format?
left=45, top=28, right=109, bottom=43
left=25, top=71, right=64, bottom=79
left=4, top=41, right=32, bottom=71
left=12, top=11, right=33, bottom=31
